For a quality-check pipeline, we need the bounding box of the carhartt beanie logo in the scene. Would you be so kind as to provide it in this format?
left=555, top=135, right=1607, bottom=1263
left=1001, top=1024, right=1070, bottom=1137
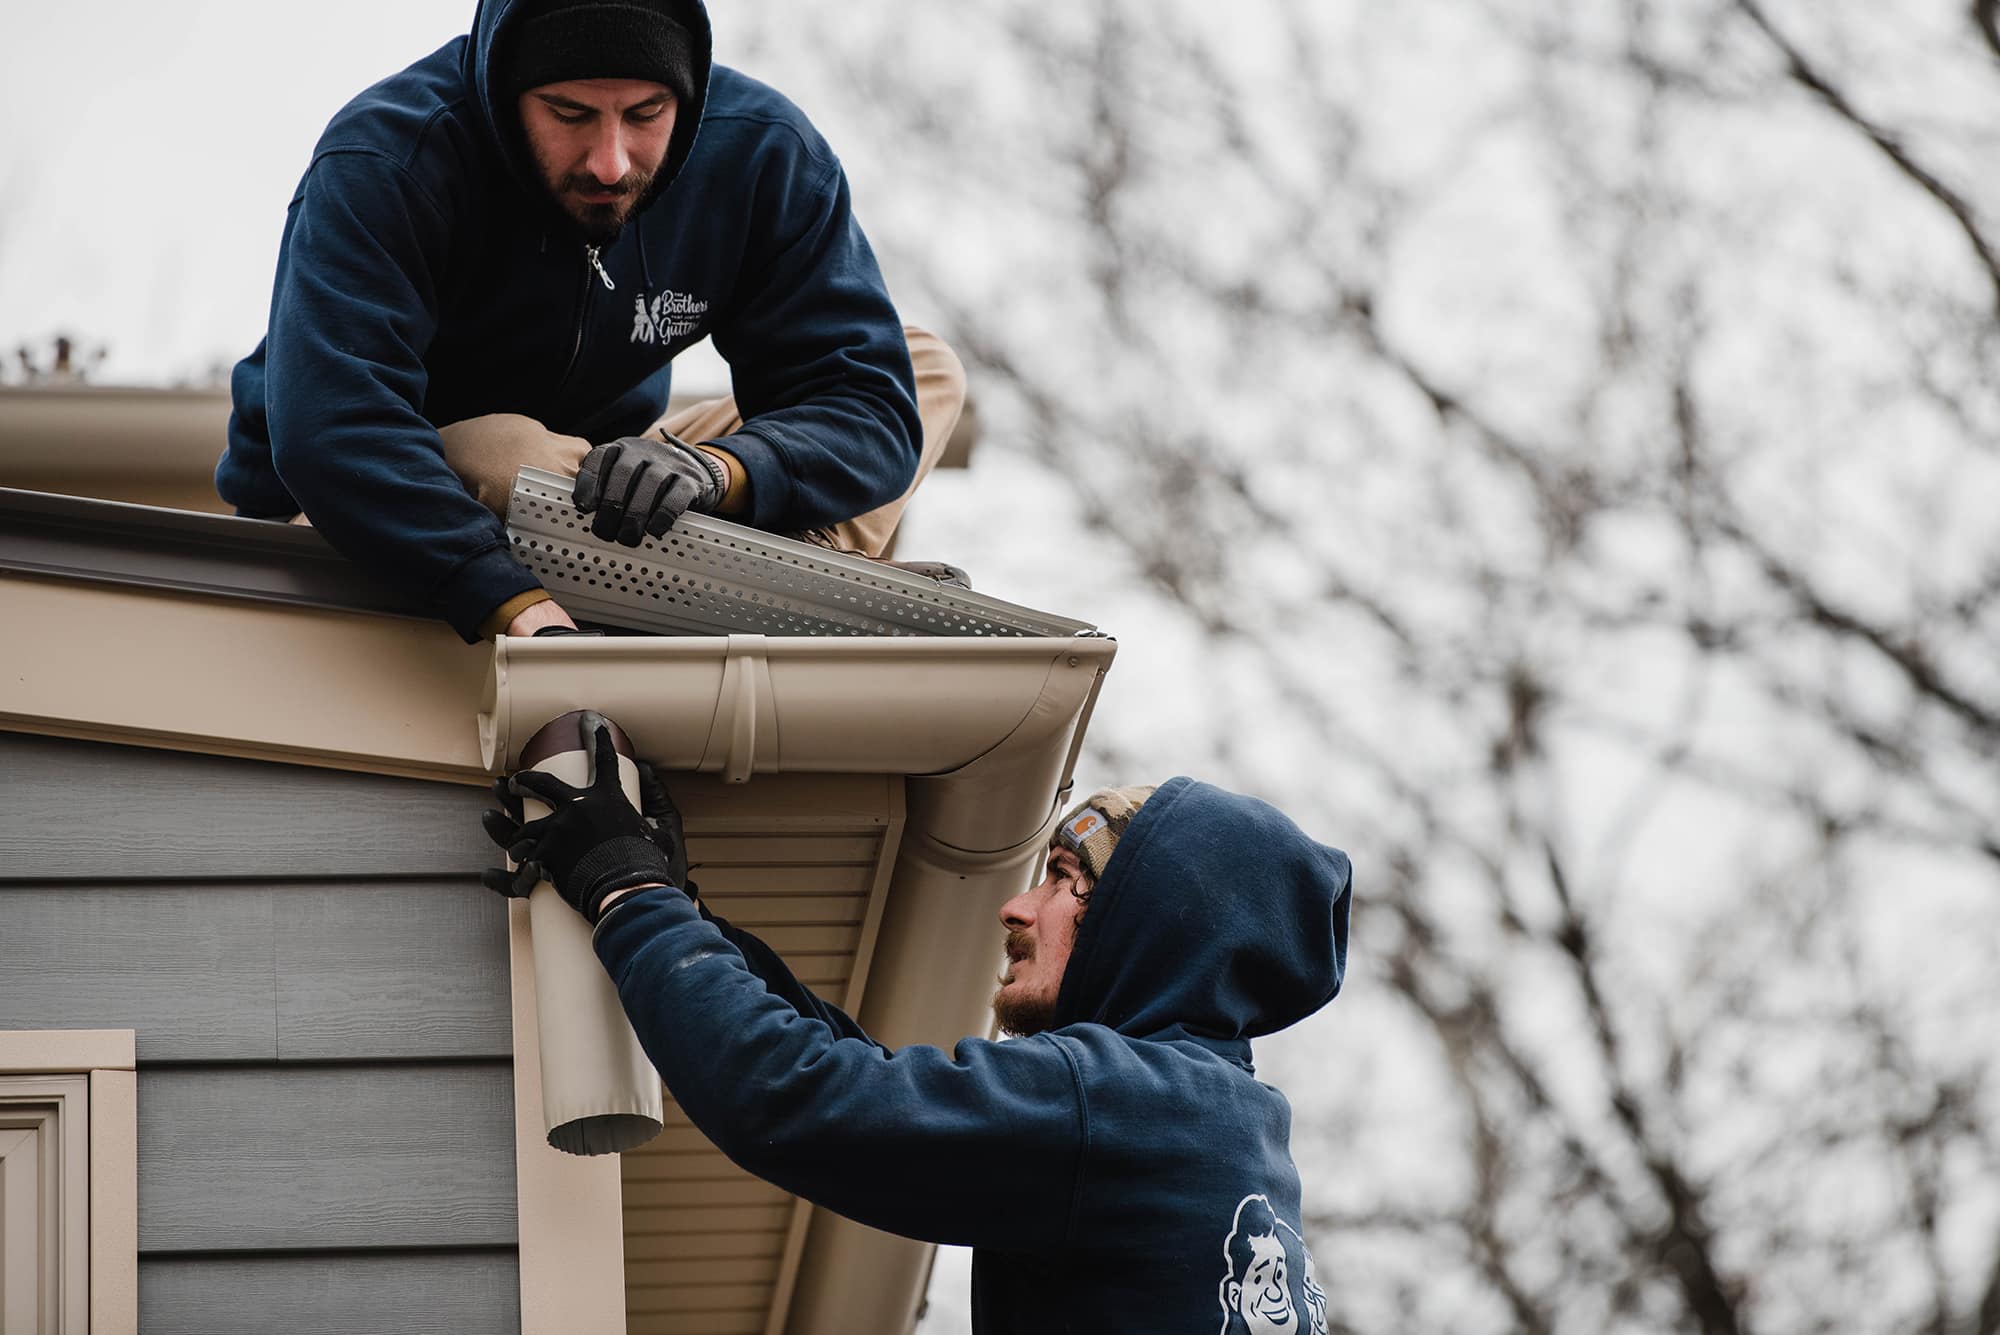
left=502, top=0, right=697, bottom=106
left=1054, top=785, right=1157, bottom=883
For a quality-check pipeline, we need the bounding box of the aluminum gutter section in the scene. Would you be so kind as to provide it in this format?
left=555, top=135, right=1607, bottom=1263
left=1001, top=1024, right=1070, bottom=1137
left=0, top=383, right=979, bottom=517
left=481, top=635, right=1112, bottom=779
left=0, top=386, right=235, bottom=514
left=483, top=632, right=1116, bottom=1334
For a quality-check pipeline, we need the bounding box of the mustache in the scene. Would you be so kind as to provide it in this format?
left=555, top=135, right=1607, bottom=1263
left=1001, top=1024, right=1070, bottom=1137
left=559, top=171, right=647, bottom=199
left=997, top=930, right=1036, bottom=985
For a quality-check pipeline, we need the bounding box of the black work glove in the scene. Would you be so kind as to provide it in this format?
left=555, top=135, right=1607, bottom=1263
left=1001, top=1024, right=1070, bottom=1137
left=572, top=432, right=727, bottom=546
left=635, top=760, right=699, bottom=903
left=479, top=713, right=680, bottom=923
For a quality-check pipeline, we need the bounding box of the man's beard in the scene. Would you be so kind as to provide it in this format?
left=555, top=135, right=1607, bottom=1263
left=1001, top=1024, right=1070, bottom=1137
left=545, top=161, right=660, bottom=244
left=992, top=929, right=1059, bottom=1037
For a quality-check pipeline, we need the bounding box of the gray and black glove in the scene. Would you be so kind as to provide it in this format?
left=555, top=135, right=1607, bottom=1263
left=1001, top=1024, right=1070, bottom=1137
left=479, top=715, right=681, bottom=923
left=572, top=432, right=727, bottom=546
left=635, top=760, right=699, bottom=903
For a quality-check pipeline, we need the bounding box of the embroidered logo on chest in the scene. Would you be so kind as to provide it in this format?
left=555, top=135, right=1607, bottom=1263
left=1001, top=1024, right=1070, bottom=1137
left=631, top=289, right=710, bottom=344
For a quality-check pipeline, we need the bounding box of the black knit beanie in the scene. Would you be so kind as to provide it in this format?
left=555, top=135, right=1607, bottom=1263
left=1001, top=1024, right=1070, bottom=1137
left=502, top=0, right=696, bottom=105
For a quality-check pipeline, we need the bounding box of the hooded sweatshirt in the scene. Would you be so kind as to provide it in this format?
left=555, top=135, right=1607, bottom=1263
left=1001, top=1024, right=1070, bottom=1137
left=217, top=0, right=921, bottom=641
left=593, top=776, right=1354, bottom=1334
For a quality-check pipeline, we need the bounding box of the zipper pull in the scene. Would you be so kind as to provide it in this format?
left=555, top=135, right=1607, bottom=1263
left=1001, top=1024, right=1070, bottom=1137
left=586, top=246, right=616, bottom=291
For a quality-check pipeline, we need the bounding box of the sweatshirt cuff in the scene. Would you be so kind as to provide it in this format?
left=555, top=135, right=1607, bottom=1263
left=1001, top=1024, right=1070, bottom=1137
left=591, top=883, right=701, bottom=953
left=694, top=444, right=751, bottom=515
left=478, top=588, right=552, bottom=639
left=703, top=430, right=795, bottom=532
left=438, top=543, right=544, bottom=643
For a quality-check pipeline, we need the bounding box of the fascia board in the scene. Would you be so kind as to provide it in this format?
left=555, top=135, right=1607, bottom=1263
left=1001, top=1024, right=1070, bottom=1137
left=0, top=572, right=494, bottom=783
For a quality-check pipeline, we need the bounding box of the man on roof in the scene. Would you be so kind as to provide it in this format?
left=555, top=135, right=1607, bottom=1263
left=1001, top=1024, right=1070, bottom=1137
left=481, top=715, right=1353, bottom=1334
left=216, top=0, right=962, bottom=643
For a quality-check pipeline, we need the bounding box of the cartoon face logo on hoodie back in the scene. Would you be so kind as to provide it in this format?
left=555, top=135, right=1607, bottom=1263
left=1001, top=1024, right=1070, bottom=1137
left=1219, top=1195, right=1330, bottom=1335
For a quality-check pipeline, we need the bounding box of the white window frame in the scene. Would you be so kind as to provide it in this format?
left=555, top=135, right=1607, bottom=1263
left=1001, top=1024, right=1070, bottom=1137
left=0, top=1030, right=138, bottom=1335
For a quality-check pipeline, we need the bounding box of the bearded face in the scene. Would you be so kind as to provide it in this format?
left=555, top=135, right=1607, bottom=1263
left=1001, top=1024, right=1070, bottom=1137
left=517, top=80, right=678, bottom=243
left=992, top=847, right=1091, bottom=1036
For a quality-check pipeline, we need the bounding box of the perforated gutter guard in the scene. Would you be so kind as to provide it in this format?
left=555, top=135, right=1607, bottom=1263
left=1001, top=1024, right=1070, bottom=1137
left=506, top=466, right=1093, bottom=638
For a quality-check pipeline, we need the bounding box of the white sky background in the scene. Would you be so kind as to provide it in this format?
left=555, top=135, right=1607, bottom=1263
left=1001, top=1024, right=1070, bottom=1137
left=5, top=2, right=1999, bottom=1332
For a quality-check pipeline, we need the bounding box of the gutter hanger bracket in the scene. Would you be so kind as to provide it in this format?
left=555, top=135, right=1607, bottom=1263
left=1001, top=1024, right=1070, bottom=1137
left=697, top=635, right=776, bottom=783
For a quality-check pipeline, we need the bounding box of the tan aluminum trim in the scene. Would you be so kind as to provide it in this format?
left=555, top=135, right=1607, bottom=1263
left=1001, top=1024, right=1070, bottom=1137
left=89, top=1068, right=139, bottom=1335
left=0, top=1031, right=136, bottom=1074
left=0, top=1032, right=136, bottom=1334
left=835, top=777, right=907, bottom=1022
left=0, top=1074, right=91, bottom=1333
left=759, top=777, right=909, bottom=1335
left=0, top=573, right=492, bottom=784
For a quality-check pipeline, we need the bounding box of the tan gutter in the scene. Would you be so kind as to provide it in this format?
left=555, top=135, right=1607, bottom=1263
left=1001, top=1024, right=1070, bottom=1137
left=0, top=386, right=235, bottom=514
left=481, top=634, right=1108, bottom=779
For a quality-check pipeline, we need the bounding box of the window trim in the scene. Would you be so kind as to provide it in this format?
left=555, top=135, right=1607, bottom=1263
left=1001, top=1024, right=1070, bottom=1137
left=0, top=1030, right=138, bottom=1335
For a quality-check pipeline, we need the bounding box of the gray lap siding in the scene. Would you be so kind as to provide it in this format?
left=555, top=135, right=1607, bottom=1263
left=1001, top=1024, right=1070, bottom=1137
left=0, top=732, right=521, bottom=1331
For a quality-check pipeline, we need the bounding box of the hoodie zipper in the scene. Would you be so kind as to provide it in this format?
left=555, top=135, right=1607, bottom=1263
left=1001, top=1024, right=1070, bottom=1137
left=558, top=245, right=618, bottom=392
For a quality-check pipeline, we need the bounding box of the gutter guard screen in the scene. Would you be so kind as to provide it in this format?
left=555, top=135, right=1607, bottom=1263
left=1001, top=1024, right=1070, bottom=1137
left=505, top=467, right=1094, bottom=638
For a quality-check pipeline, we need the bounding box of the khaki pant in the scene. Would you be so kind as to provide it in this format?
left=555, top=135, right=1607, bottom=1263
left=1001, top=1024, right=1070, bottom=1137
left=436, top=326, right=964, bottom=558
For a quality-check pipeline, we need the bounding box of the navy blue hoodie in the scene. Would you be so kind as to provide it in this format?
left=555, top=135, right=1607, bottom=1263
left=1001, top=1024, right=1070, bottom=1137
left=218, top=0, right=921, bottom=641
left=594, top=776, right=1354, bottom=1334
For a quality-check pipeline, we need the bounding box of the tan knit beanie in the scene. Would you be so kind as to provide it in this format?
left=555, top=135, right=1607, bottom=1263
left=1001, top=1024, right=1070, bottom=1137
left=1052, top=785, right=1158, bottom=882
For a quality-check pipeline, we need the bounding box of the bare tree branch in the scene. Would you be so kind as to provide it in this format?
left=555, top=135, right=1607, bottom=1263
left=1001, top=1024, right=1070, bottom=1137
left=1716, top=515, right=2000, bottom=742
left=1545, top=842, right=1748, bottom=1335
left=1978, top=1233, right=2000, bottom=1335
left=1979, top=0, right=2000, bottom=66
left=1736, top=0, right=2000, bottom=319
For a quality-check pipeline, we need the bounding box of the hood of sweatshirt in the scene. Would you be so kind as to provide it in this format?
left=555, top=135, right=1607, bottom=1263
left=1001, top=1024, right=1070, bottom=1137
left=1051, top=776, right=1353, bottom=1057
left=463, top=0, right=714, bottom=219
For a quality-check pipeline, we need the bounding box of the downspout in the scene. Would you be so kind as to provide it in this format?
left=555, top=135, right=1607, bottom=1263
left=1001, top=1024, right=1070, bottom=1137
left=778, top=649, right=1114, bottom=1335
